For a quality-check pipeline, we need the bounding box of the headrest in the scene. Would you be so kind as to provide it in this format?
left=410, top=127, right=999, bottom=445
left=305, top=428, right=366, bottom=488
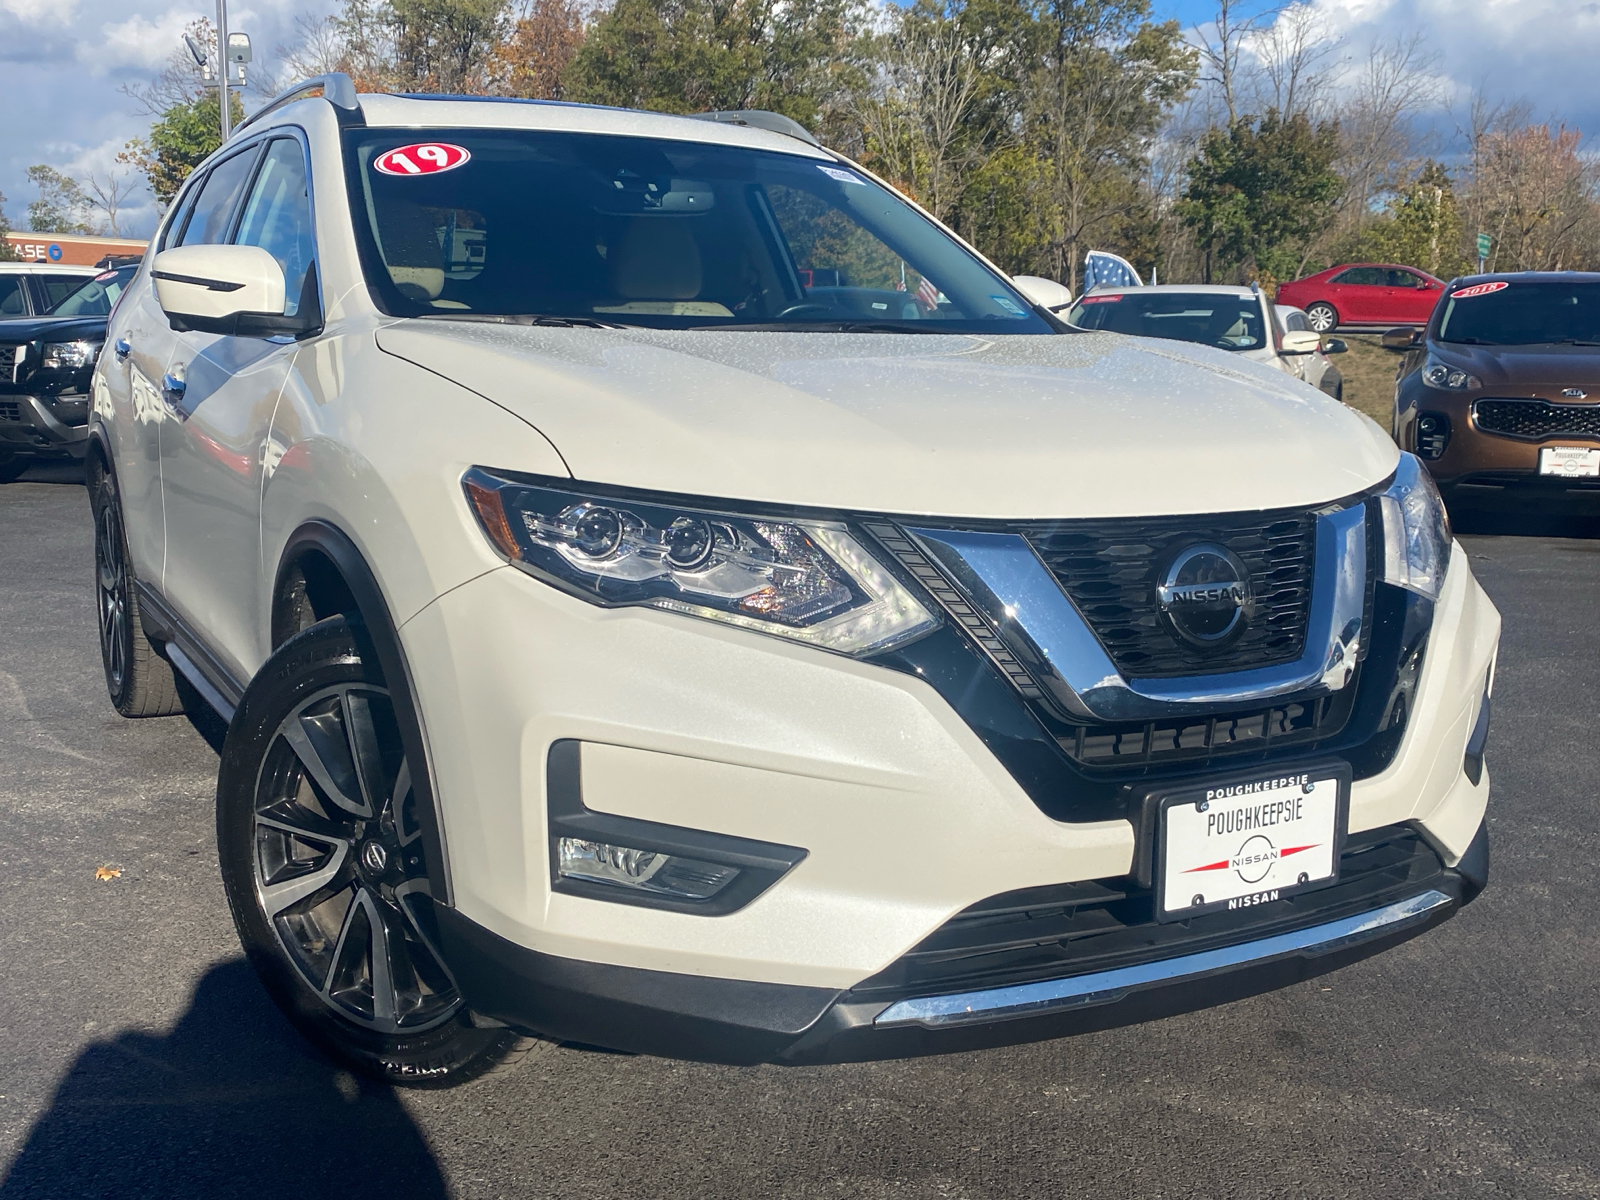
left=381, top=204, right=445, bottom=300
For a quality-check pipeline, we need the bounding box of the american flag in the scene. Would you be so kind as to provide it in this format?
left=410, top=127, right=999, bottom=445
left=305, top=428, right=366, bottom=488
left=915, top=274, right=941, bottom=311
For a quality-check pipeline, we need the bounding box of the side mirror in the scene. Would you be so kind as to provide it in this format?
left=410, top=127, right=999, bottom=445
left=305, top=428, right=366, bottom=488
left=1011, top=274, right=1074, bottom=313
left=1323, top=338, right=1348, bottom=355
left=1381, top=326, right=1420, bottom=350
left=152, top=245, right=314, bottom=338
left=1280, top=330, right=1322, bottom=355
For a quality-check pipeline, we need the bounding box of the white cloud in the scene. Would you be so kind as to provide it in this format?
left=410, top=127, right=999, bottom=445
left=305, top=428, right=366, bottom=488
left=83, top=7, right=204, bottom=73
left=0, top=0, right=78, bottom=24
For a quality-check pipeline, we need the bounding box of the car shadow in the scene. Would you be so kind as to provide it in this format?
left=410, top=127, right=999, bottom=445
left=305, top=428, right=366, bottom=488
left=0, top=960, right=449, bottom=1200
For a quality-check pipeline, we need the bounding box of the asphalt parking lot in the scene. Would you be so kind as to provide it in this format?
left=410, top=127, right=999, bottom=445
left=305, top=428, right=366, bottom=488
left=1, top=468, right=1597, bottom=1200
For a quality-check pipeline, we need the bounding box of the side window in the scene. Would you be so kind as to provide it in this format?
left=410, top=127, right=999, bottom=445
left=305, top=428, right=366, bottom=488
left=1387, top=270, right=1422, bottom=289
left=161, top=177, right=206, bottom=250
left=1285, top=311, right=1306, bottom=332
left=0, top=276, right=28, bottom=316
left=40, top=276, right=86, bottom=309
left=176, top=147, right=260, bottom=248
left=1333, top=267, right=1381, bottom=286
left=233, top=138, right=318, bottom=317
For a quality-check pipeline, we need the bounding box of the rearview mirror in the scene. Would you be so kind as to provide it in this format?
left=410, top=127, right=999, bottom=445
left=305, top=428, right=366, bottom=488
left=1280, top=330, right=1322, bottom=355
left=1011, top=275, right=1074, bottom=312
left=152, top=245, right=316, bottom=338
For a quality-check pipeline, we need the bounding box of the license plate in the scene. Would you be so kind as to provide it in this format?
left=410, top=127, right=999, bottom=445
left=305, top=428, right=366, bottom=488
left=1539, top=446, right=1600, bottom=477
left=1156, top=764, right=1349, bottom=922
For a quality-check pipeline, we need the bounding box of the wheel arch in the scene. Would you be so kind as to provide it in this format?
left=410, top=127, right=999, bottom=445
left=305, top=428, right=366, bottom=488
left=272, top=520, right=456, bottom=905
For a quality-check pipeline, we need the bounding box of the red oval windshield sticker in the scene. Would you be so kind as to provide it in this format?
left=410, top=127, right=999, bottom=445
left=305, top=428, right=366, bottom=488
left=374, top=143, right=471, bottom=177
left=1451, top=281, right=1509, bottom=299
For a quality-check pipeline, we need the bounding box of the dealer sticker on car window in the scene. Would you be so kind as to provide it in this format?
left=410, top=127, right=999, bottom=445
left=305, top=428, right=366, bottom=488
left=1540, top=446, right=1600, bottom=477
left=375, top=143, right=472, bottom=176
left=818, top=165, right=866, bottom=185
left=1157, top=765, right=1348, bottom=921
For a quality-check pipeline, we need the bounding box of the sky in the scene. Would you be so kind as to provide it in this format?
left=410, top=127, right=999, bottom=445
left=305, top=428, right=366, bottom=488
left=2, top=0, right=1598, bottom=239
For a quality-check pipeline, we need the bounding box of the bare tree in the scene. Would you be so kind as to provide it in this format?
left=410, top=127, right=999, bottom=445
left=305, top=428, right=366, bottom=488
left=1193, top=0, right=1277, bottom=125
left=855, top=11, right=988, bottom=221
left=1331, top=32, right=1443, bottom=245
left=82, top=169, right=139, bottom=237
left=1251, top=2, right=1337, bottom=120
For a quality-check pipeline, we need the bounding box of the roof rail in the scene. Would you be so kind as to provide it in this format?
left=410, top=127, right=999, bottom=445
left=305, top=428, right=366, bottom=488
left=237, top=73, right=363, bottom=134
left=688, top=110, right=820, bottom=148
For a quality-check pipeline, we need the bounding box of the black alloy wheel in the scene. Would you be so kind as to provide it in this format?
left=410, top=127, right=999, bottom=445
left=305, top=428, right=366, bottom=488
left=92, top=466, right=183, bottom=717
left=218, top=616, right=536, bottom=1085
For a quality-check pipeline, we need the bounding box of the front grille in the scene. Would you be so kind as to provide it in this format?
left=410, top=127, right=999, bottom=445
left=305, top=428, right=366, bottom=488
left=1015, top=507, right=1318, bottom=678
left=849, top=824, right=1448, bottom=1002
left=1474, top=398, right=1600, bottom=441
left=0, top=401, right=21, bottom=422
left=0, top=345, right=19, bottom=380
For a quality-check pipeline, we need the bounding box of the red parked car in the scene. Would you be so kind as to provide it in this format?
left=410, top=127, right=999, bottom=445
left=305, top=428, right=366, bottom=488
left=1275, top=263, right=1445, bottom=333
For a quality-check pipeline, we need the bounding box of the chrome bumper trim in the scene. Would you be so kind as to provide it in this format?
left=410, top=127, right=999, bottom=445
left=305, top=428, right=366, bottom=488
left=874, top=887, right=1451, bottom=1029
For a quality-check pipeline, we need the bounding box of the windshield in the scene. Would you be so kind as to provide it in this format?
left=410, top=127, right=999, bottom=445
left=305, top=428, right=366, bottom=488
left=342, top=128, right=1051, bottom=333
left=47, top=266, right=138, bottom=317
left=1437, top=281, right=1600, bottom=345
left=1066, top=291, right=1266, bottom=351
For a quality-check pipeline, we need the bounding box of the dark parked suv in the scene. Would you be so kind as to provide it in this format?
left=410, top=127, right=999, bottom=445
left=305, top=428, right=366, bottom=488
left=1393, top=273, right=1600, bottom=510
left=0, top=265, right=137, bottom=482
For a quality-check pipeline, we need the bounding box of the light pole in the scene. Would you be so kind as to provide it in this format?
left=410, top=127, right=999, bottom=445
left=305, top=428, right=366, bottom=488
left=216, top=0, right=231, bottom=140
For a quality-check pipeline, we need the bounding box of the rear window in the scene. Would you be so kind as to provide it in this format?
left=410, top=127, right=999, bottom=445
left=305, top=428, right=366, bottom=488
left=1437, top=282, right=1600, bottom=346
left=1068, top=291, right=1266, bottom=351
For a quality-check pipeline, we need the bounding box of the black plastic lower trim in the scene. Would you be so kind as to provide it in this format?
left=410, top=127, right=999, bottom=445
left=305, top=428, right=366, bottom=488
left=435, top=818, right=1485, bottom=1066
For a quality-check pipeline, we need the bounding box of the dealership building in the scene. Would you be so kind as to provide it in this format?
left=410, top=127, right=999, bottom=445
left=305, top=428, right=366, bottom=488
left=4, top=232, right=147, bottom=266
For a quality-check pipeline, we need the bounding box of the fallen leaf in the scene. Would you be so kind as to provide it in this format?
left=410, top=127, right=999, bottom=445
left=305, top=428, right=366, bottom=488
left=94, top=866, right=122, bottom=881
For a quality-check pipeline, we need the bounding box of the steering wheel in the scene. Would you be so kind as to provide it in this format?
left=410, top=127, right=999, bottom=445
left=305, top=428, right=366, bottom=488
left=773, top=303, right=834, bottom=320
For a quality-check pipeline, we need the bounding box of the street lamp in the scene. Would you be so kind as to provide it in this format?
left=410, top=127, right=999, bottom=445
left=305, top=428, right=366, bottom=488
left=189, top=1, right=250, bottom=141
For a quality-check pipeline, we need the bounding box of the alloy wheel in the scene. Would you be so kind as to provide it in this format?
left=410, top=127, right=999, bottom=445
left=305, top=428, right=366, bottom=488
left=252, top=683, right=462, bottom=1034
left=1306, top=304, right=1336, bottom=333
left=95, top=497, right=129, bottom=696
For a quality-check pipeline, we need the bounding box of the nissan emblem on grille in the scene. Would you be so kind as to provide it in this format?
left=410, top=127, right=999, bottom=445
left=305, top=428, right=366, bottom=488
left=1156, top=543, right=1255, bottom=650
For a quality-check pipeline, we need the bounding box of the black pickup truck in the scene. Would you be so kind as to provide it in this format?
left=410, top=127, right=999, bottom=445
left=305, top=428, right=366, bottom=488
left=0, top=265, right=139, bottom=483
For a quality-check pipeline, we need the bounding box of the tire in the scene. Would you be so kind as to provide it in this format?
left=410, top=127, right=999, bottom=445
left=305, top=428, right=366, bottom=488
left=217, top=616, right=535, bottom=1087
left=0, top=457, right=30, bottom=484
left=92, top=466, right=184, bottom=717
left=1305, top=302, right=1338, bottom=333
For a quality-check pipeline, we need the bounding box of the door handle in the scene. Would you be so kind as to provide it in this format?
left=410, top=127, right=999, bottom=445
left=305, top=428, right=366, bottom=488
left=114, top=337, right=131, bottom=361
left=161, top=368, right=187, bottom=416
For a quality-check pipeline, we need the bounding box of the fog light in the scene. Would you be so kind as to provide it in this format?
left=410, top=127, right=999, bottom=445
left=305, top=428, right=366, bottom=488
left=557, top=837, right=741, bottom=900
left=1415, top=412, right=1450, bottom=460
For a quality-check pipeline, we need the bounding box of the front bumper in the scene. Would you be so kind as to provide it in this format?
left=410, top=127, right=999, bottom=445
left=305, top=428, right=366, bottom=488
left=401, top=528, right=1498, bottom=1056
left=435, top=819, right=1486, bottom=1064
left=0, top=393, right=90, bottom=459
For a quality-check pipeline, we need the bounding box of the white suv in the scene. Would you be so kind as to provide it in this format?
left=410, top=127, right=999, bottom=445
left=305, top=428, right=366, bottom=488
left=89, top=76, right=1500, bottom=1085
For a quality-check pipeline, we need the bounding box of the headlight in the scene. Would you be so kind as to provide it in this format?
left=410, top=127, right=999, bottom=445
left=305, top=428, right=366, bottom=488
left=40, top=340, right=101, bottom=369
left=1421, top=354, right=1480, bottom=391
left=1378, top=453, right=1451, bottom=599
left=462, top=468, right=938, bottom=656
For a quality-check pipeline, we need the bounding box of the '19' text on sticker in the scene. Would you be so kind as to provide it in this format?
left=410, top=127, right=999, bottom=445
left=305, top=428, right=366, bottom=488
left=1450, top=281, right=1509, bottom=299
left=375, top=143, right=472, bottom=177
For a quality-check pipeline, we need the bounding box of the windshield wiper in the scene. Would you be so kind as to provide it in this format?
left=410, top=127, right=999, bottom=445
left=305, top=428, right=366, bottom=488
left=417, top=313, right=625, bottom=330
left=682, top=320, right=963, bottom=334
left=1446, top=337, right=1500, bottom=345
left=1552, top=339, right=1600, bottom=346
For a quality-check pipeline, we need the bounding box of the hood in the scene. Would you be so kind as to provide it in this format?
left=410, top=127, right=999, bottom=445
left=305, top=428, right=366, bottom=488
left=1429, top=340, right=1600, bottom=396
left=0, top=315, right=108, bottom=344
left=376, top=322, right=1398, bottom=520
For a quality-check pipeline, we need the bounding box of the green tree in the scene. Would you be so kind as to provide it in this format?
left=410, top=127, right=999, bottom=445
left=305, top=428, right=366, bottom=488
left=26, top=165, right=93, bottom=234
left=1356, top=162, right=1470, bottom=278
left=388, top=0, right=510, bottom=90
left=121, top=91, right=244, bottom=206
left=0, top=192, right=19, bottom=260
left=1178, top=109, right=1343, bottom=284
left=565, top=0, right=869, bottom=130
